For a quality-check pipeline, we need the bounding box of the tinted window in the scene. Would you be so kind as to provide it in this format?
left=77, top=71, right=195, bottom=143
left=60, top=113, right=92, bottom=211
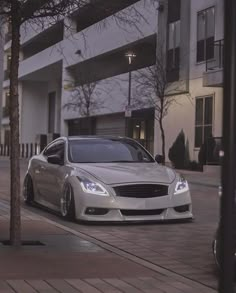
left=68, top=139, right=154, bottom=163
left=197, top=7, right=215, bottom=62
left=44, top=141, right=65, bottom=160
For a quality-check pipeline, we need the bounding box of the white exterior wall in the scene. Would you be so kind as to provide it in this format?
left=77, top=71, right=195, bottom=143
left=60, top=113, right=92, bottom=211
left=1, top=0, right=224, bottom=163
left=154, top=0, right=224, bottom=162
left=48, top=79, right=62, bottom=134
left=63, top=0, right=157, bottom=66
left=62, top=73, right=129, bottom=121
left=20, top=82, right=48, bottom=143
left=154, top=79, right=223, bottom=161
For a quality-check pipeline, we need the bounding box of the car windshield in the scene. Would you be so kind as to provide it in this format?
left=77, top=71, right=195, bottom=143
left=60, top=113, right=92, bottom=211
left=68, top=138, right=155, bottom=163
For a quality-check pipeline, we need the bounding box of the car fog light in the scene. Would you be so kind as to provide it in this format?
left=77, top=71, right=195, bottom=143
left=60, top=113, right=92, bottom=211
left=85, top=207, right=109, bottom=215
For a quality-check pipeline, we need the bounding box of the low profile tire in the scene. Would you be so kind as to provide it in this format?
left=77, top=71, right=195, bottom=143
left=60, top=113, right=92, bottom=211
left=23, top=174, right=34, bottom=205
left=60, top=183, right=75, bottom=220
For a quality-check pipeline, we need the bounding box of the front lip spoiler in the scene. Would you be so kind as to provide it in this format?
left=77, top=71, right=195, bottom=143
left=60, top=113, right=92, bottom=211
left=75, top=217, right=194, bottom=226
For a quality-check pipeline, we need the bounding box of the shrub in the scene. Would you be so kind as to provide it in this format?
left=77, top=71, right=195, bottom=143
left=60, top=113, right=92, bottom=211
left=168, top=129, right=185, bottom=169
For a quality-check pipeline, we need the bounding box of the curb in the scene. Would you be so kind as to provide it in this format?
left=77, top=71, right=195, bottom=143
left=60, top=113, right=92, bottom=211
left=188, top=181, right=219, bottom=188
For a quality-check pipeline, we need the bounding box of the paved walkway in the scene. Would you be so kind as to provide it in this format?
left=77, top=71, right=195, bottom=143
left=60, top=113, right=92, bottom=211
left=0, top=199, right=217, bottom=293
left=0, top=157, right=221, bottom=292
left=180, top=170, right=220, bottom=188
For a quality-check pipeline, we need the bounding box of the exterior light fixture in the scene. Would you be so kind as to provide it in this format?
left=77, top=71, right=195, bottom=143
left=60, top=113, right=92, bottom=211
left=125, top=52, right=136, bottom=65
left=75, top=49, right=82, bottom=55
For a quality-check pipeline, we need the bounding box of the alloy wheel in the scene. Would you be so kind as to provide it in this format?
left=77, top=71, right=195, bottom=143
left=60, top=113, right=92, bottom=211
left=61, top=184, right=72, bottom=217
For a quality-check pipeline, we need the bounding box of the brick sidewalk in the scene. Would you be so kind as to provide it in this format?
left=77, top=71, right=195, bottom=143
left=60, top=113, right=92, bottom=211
left=0, top=199, right=217, bottom=293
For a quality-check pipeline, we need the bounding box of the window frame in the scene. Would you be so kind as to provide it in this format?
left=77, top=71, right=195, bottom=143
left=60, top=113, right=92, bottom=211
left=194, top=95, right=214, bottom=149
left=167, top=20, right=181, bottom=71
left=43, top=139, right=65, bottom=161
left=196, top=6, right=215, bottom=63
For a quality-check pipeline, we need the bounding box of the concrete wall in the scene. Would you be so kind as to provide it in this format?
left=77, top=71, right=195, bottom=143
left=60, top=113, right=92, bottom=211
left=56, top=0, right=157, bottom=67
left=48, top=79, right=62, bottom=134
left=154, top=78, right=223, bottom=162
left=61, top=69, right=154, bottom=122
left=20, top=81, right=48, bottom=143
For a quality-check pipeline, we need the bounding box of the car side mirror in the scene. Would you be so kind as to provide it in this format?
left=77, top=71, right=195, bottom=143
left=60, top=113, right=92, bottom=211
left=155, top=154, right=165, bottom=164
left=47, top=154, right=63, bottom=165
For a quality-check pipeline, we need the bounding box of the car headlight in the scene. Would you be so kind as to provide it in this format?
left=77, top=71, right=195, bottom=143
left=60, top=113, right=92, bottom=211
left=174, top=176, right=189, bottom=194
left=77, top=177, right=109, bottom=196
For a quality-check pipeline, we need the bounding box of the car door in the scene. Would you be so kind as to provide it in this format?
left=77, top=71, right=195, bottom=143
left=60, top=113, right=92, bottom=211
left=39, top=140, right=65, bottom=209
left=34, top=142, right=58, bottom=202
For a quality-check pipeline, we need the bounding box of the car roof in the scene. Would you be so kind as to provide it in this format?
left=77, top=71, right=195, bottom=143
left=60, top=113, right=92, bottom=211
left=67, top=135, right=132, bottom=141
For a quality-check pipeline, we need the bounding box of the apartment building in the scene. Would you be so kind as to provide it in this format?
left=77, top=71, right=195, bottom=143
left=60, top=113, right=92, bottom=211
left=155, top=0, right=223, bottom=163
left=1, top=0, right=158, bottom=154
left=0, top=0, right=224, bottom=162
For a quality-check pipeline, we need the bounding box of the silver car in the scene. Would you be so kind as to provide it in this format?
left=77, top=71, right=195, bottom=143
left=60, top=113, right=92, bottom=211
left=23, top=136, right=193, bottom=222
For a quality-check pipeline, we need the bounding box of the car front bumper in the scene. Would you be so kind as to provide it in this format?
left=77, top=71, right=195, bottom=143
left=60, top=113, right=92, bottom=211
left=73, top=184, right=193, bottom=222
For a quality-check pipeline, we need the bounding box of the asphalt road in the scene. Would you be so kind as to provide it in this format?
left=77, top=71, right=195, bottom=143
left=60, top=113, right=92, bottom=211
left=0, top=157, right=220, bottom=290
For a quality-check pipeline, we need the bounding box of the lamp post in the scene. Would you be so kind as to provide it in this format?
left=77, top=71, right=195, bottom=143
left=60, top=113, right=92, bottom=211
left=125, top=52, right=136, bottom=135
left=219, top=0, right=236, bottom=292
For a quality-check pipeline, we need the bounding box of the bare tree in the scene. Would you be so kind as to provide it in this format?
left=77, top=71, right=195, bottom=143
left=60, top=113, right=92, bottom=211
left=63, top=80, right=109, bottom=127
left=134, top=45, right=178, bottom=163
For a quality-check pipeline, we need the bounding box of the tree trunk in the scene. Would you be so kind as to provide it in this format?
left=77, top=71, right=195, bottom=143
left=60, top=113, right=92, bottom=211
left=159, top=103, right=165, bottom=164
left=9, top=4, right=21, bottom=246
left=159, top=119, right=165, bottom=164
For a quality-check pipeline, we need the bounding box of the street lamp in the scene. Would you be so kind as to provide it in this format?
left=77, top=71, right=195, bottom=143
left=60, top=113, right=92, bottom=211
left=125, top=52, right=136, bottom=136
left=125, top=52, right=136, bottom=108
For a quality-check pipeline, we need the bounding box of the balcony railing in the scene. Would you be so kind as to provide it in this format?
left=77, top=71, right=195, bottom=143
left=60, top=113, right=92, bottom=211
left=2, top=106, right=9, bottom=118
left=206, top=40, right=224, bottom=71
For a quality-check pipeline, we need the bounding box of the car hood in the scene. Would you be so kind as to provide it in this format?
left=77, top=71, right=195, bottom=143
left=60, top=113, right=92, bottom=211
left=72, top=163, right=176, bottom=185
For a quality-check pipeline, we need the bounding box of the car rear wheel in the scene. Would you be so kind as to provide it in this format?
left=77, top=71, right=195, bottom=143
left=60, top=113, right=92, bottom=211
left=60, top=183, right=75, bottom=220
left=213, top=238, right=220, bottom=269
left=23, top=174, right=34, bottom=204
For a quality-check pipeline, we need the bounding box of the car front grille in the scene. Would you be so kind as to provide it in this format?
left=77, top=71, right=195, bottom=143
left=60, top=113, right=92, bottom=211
left=120, top=209, right=165, bottom=216
left=113, top=184, right=168, bottom=198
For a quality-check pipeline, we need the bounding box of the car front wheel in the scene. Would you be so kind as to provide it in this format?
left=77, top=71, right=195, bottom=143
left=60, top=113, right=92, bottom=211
left=60, top=183, right=75, bottom=220
left=23, top=174, right=34, bottom=204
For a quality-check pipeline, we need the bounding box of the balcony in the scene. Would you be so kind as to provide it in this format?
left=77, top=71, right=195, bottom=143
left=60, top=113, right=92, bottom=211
left=64, top=0, right=157, bottom=67
left=203, top=40, right=224, bottom=87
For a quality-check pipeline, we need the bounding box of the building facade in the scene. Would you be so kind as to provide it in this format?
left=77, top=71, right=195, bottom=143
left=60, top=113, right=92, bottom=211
left=0, top=0, right=224, bottom=163
left=155, top=0, right=223, bottom=163
left=1, top=0, right=158, bottom=154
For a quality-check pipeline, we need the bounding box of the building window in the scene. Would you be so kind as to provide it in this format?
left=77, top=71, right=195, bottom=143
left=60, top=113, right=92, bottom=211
left=167, top=20, right=180, bottom=70
left=167, top=20, right=180, bottom=81
left=197, top=7, right=215, bottom=63
left=195, top=96, right=213, bottom=148
left=168, top=0, right=181, bottom=23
